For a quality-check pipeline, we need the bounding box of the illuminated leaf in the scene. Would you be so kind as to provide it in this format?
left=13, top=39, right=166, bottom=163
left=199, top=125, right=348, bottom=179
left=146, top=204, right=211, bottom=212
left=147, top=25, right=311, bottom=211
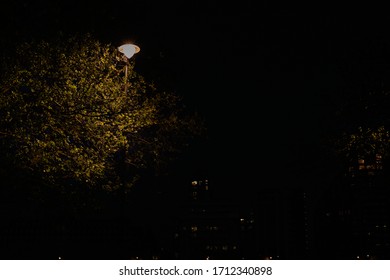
left=0, top=34, right=205, bottom=190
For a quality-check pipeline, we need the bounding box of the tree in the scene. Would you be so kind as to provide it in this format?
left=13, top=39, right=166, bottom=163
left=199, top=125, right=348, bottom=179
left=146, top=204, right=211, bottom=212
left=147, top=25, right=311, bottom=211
left=335, top=126, right=390, bottom=164
left=330, top=89, right=390, bottom=168
left=0, top=34, right=205, bottom=191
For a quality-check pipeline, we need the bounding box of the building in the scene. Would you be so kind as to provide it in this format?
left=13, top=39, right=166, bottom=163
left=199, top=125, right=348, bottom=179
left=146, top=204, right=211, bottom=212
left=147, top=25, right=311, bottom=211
left=171, top=179, right=257, bottom=259
left=254, top=186, right=309, bottom=259
left=315, top=154, right=390, bottom=259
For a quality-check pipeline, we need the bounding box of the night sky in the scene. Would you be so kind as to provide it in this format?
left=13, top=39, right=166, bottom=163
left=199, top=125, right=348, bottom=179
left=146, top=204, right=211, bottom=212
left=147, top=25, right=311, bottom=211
left=2, top=2, right=390, bottom=206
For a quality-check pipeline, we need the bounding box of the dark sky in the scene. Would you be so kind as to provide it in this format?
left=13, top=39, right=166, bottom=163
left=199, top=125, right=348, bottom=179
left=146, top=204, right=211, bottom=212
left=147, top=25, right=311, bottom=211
left=2, top=1, right=390, bottom=203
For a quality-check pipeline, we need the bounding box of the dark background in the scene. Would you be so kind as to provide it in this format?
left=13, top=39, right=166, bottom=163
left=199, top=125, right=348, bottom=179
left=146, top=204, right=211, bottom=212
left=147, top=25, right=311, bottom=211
left=2, top=2, right=390, bottom=192
left=2, top=1, right=390, bottom=259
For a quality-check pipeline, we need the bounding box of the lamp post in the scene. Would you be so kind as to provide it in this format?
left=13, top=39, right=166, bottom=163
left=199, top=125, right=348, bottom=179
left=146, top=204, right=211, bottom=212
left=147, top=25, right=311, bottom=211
left=116, top=44, right=141, bottom=233
left=118, top=43, right=140, bottom=94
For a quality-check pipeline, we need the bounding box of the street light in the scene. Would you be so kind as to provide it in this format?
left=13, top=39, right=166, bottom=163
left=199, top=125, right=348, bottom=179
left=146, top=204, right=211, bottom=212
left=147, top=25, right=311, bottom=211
left=118, top=43, right=140, bottom=93
left=116, top=43, right=140, bottom=196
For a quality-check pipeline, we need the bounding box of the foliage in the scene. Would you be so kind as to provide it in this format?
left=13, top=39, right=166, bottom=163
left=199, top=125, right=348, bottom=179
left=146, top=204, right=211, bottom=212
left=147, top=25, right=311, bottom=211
left=329, top=88, right=390, bottom=167
left=0, top=34, right=205, bottom=191
left=335, top=126, right=390, bottom=163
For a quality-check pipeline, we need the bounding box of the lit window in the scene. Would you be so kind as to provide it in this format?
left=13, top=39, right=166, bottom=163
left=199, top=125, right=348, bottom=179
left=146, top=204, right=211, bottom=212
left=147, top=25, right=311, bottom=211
left=358, top=159, right=365, bottom=170
left=192, top=181, right=198, bottom=186
left=376, top=154, right=383, bottom=169
left=191, top=226, right=198, bottom=232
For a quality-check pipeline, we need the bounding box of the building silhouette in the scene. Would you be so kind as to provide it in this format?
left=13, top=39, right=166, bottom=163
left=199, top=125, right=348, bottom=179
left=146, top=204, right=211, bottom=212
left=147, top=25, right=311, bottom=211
left=254, top=186, right=309, bottom=259
left=171, top=179, right=257, bottom=259
left=169, top=178, right=309, bottom=260
left=315, top=154, right=390, bottom=259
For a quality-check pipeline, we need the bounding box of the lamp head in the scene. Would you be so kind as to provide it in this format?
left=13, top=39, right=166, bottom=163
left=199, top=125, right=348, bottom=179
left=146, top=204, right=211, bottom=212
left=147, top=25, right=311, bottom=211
left=118, top=43, right=140, bottom=59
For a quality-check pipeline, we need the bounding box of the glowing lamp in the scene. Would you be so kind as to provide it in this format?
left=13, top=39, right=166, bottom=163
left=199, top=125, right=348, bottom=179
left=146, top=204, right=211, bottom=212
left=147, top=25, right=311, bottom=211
left=118, top=43, right=140, bottom=59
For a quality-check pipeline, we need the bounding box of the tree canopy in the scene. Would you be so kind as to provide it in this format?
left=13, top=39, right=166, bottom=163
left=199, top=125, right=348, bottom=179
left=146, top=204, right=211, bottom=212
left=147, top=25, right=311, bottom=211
left=0, top=34, right=205, bottom=191
left=335, top=126, right=390, bottom=163
left=330, top=89, right=390, bottom=167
